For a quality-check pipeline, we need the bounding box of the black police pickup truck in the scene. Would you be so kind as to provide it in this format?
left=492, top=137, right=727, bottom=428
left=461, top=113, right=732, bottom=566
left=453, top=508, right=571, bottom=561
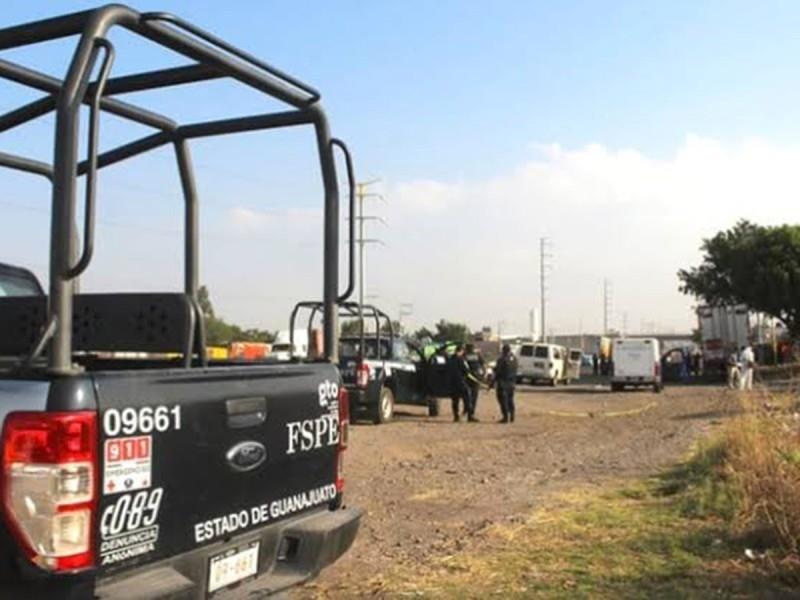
left=0, top=5, right=361, bottom=598
left=291, top=303, right=440, bottom=424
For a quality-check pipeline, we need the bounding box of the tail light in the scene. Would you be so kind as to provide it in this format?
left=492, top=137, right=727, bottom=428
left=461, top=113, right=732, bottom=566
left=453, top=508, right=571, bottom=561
left=356, top=362, right=371, bottom=389
left=1, top=412, right=97, bottom=572
left=335, top=386, right=349, bottom=493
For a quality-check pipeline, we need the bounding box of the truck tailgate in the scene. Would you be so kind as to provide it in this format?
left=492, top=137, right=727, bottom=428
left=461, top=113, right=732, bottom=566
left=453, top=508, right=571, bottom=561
left=92, top=363, right=343, bottom=575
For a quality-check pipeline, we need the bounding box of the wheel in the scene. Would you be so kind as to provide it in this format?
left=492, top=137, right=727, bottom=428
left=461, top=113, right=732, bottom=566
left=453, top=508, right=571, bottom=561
left=372, top=387, right=395, bottom=424
left=610, top=382, right=623, bottom=392
left=427, top=397, right=440, bottom=417
left=653, top=382, right=663, bottom=393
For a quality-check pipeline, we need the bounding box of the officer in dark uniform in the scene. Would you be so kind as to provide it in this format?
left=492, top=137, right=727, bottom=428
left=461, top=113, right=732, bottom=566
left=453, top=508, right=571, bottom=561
left=448, top=345, right=478, bottom=422
left=465, top=344, right=486, bottom=416
left=490, top=344, right=518, bottom=423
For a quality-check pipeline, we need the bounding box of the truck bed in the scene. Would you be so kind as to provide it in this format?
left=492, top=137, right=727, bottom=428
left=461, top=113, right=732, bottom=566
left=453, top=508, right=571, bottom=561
left=0, top=361, right=361, bottom=598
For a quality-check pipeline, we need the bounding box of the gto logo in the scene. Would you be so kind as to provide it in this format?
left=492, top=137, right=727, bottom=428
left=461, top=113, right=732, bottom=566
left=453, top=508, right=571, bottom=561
left=318, top=379, right=339, bottom=408
left=226, top=441, right=267, bottom=472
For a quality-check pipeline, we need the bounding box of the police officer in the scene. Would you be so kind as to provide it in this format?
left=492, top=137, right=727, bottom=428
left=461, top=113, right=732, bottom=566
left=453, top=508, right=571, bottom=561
left=491, top=344, right=518, bottom=423
left=465, top=343, right=486, bottom=415
left=448, top=345, right=478, bottom=422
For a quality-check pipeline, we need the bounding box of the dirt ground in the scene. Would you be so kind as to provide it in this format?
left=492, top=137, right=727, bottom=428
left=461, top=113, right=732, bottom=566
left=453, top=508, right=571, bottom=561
left=297, top=384, right=735, bottom=598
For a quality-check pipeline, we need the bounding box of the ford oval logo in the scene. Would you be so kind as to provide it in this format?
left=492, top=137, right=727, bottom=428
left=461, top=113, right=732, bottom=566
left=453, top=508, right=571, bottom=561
left=226, top=441, right=267, bottom=472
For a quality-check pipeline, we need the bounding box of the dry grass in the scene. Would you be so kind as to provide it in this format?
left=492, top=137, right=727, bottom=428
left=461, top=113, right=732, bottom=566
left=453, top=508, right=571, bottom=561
left=723, top=394, right=800, bottom=565
left=310, top=391, right=800, bottom=598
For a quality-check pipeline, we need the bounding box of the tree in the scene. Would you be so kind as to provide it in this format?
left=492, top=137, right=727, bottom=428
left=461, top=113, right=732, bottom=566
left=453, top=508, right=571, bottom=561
left=380, top=320, right=401, bottom=336
left=433, top=319, right=471, bottom=344
left=197, top=285, right=275, bottom=345
left=412, top=326, right=435, bottom=343
left=340, top=318, right=400, bottom=337
left=340, top=319, right=362, bottom=336
left=678, top=220, right=800, bottom=338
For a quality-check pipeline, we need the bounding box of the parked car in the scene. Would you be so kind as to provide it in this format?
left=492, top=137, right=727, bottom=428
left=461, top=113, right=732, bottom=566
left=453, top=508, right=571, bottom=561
left=291, top=302, right=438, bottom=424
left=516, top=343, right=569, bottom=386
left=610, top=338, right=663, bottom=392
left=339, top=332, right=433, bottom=423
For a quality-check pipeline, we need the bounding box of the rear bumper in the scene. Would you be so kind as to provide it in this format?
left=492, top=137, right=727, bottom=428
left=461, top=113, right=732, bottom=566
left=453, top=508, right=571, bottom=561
left=95, top=506, right=363, bottom=599
left=345, top=386, right=375, bottom=412
left=612, top=376, right=659, bottom=384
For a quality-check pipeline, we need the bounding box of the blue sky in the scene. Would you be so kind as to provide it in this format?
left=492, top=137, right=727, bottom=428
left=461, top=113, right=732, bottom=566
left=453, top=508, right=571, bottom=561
left=2, top=1, right=800, bottom=334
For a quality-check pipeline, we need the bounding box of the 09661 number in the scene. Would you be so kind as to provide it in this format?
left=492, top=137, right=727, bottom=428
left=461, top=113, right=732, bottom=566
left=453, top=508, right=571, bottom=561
left=104, top=405, right=181, bottom=437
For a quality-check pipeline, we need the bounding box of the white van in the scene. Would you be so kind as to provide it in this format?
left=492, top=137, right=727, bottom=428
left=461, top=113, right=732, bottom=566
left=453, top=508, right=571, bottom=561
left=610, top=338, right=662, bottom=392
left=271, top=329, right=309, bottom=361
left=566, top=348, right=583, bottom=382
left=517, top=343, right=568, bottom=386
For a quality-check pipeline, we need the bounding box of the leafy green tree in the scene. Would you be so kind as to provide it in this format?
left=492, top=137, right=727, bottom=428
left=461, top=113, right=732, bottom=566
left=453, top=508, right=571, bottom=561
left=340, top=319, right=362, bottom=336
left=678, top=220, right=800, bottom=338
left=198, top=285, right=274, bottom=345
left=412, top=326, right=435, bottom=342
left=433, top=319, right=471, bottom=344
left=340, top=318, right=400, bottom=337
left=380, top=320, right=401, bottom=336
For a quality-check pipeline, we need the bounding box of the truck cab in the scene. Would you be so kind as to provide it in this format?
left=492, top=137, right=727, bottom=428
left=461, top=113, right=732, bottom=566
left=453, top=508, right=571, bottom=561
left=0, top=6, right=361, bottom=597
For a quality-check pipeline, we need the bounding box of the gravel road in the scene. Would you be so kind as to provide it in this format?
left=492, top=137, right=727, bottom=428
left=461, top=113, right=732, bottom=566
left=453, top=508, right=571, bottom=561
left=297, top=384, right=735, bottom=598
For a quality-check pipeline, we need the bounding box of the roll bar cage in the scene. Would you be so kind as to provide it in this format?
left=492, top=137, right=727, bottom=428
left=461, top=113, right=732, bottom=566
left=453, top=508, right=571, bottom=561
left=0, top=5, right=355, bottom=373
left=289, top=301, right=394, bottom=361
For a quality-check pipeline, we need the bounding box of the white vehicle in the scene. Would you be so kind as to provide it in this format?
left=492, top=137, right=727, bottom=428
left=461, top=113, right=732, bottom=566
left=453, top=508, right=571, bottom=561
left=272, top=329, right=309, bottom=361
left=610, top=338, right=662, bottom=392
left=516, top=343, right=568, bottom=386
left=566, top=348, right=583, bottom=382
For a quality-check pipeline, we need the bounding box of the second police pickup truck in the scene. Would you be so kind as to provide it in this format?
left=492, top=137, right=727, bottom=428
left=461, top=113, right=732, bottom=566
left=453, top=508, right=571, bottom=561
left=291, top=302, right=443, bottom=424
left=0, top=5, right=361, bottom=598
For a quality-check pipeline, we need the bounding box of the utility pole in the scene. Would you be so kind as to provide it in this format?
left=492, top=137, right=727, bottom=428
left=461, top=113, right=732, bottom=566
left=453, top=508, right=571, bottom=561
left=540, top=237, right=552, bottom=343
left=529, top=308, right=536, bottom=341
left=603, top=278, right=613, bottom=335
left=398, top=303, right=413, bottom=335
left=354, top=180, right=385, bottom=318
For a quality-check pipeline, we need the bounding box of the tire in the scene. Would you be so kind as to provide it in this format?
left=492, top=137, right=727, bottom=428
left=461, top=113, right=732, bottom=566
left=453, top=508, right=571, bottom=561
left=372, top=387, right=395, bottom=424
left=610, top=382, right=623, bottom=392
left=654, top=382, right=663, bottom=393
left=427, top=397, right=440, bottom=417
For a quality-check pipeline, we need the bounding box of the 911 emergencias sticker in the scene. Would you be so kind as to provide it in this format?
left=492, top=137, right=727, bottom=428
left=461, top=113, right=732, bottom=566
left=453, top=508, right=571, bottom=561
left=104, top=436, right=152, bottom=495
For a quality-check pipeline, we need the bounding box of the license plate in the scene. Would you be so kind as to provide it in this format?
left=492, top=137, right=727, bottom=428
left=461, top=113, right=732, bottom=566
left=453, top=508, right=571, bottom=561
left=208, top=540, right=260, bottom=594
